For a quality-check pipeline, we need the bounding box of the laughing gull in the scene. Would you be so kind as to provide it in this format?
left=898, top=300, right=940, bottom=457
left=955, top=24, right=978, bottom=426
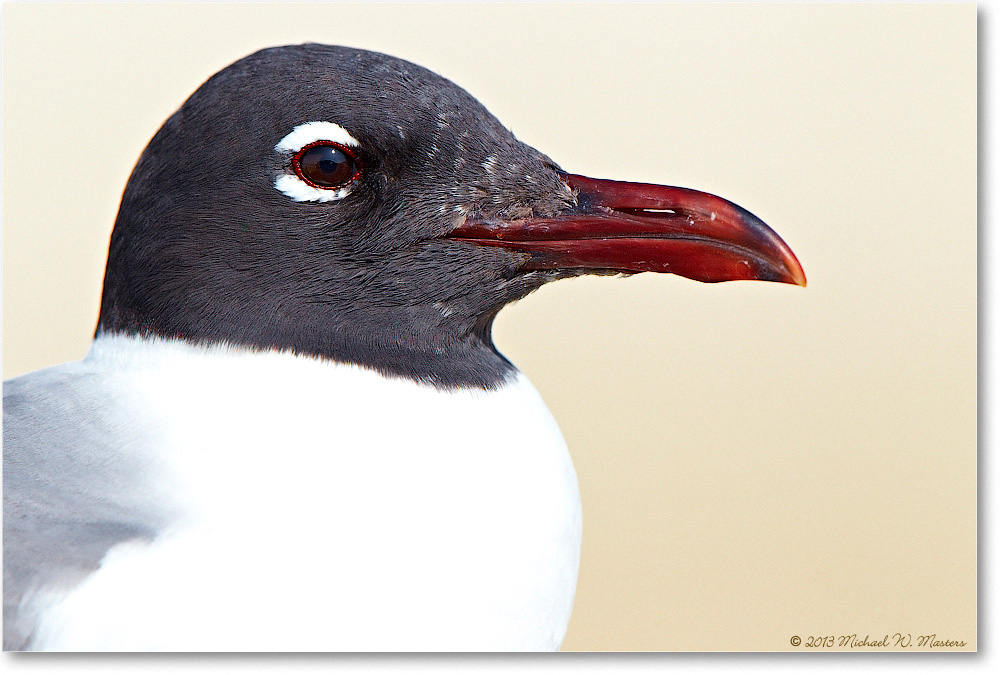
left=3, top=44, right=805, bottom=651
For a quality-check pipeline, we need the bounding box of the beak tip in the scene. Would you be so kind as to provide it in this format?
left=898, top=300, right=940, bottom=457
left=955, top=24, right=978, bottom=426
left=788, top=266, right=807, bottom=288
left=785, top=254, right=807, bottom=287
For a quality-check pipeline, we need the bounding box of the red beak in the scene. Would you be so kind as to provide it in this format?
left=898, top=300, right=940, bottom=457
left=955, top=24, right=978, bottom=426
left=447, top=173, right=806, bottom=287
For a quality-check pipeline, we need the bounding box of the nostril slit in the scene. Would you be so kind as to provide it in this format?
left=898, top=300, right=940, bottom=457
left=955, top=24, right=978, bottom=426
left=615, top=207, right=680, bottom=217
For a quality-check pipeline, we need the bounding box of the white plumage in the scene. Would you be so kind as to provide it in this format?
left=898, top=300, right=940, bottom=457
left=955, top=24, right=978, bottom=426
left=21, top=335, right=582, bottom=651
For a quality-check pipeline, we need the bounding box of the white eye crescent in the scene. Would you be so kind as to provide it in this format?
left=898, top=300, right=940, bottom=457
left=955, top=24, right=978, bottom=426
left=274, top=122, right=362, bottom=202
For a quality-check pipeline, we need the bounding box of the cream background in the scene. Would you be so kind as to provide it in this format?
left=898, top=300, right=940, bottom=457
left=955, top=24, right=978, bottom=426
left=1, top=3, right=976, bottom=651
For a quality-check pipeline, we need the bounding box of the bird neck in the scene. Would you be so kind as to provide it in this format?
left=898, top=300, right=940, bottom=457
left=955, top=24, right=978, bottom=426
left=95, top=305, right=517, bottom=391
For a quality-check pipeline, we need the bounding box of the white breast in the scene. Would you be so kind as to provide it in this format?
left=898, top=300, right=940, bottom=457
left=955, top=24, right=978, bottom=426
left=28, top=336, right=582, bottom=651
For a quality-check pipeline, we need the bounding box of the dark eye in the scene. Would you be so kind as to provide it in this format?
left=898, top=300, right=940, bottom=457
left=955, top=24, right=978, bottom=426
left=293, top=142, right=360, bottom=189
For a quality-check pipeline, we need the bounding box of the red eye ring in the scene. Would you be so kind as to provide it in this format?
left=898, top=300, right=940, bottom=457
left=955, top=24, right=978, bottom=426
left=291, top=140, right=363, bottom=190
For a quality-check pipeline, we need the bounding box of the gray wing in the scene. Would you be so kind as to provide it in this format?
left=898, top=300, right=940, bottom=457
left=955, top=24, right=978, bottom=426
left=3, top=364, right=169, bottom=650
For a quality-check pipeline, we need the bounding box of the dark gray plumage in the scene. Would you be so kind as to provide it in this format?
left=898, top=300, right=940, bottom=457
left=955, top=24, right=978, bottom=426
left=99, top=44, right=576, bottom=389
left=3, top=369, right=169, bottom=650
